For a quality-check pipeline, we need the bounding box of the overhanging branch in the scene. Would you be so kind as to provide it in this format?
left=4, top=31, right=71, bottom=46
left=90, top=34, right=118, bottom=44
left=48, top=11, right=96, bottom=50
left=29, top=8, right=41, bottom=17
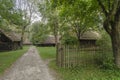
left=109, top=0, right=119, bottom=16
left=97, top=0, right=108, bottom=17
left=103, top=19, right=112, bottom=35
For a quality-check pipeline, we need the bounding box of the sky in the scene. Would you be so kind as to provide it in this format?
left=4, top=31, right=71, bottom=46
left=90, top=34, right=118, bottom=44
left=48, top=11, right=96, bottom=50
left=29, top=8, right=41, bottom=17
left=15, top=0, right=42, bottom=24
left=31, top=11, right=42, bottom=24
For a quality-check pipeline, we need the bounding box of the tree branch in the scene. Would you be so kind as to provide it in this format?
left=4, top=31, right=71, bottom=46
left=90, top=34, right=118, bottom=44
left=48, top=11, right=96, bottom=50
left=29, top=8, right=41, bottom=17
left=103, top=19, right=112, bottom=35
left=59, top=18, right=67, bottom=28
left=109, top=0, right=119, bottom=16
left=114, top=1, right=120, bottom=24
left=97, top=0, right=108, bottom=17
left=108, top=0, right=111, bottom=11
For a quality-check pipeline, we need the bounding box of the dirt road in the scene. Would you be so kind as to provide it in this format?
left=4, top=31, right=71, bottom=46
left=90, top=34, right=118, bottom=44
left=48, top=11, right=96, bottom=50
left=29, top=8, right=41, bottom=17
left=0, top=46, right=55, bottom=80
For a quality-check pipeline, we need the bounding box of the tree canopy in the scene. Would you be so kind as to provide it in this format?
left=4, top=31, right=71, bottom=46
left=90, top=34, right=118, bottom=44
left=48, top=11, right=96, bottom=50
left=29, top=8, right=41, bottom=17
left=1, top=0, right=120, bottom=68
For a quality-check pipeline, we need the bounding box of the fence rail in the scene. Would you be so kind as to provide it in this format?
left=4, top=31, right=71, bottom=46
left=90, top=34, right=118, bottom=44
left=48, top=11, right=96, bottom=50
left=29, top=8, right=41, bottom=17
left=57, top=45, right=112, bottom=68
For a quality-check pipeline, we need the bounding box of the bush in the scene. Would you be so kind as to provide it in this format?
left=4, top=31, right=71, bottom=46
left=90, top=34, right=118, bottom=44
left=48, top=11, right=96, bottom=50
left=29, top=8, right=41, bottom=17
left=96, top=31, right=114, bottom=69
left=101, top=55, right=115, bottom=69
left=62, top=35, right=78, bottom=45
left=96, top=31, right=112, bottom=50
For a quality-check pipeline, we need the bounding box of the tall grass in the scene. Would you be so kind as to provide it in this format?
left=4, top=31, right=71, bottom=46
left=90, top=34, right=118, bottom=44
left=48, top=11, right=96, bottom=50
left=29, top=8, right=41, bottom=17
left=50, top=60, right=120, bottom=80
left=0, top=46, right=29, bottom=74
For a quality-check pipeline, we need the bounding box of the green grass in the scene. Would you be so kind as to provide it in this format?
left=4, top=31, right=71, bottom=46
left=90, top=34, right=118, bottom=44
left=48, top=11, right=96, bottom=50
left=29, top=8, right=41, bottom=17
left=0, top=46, right=29, bottom=74
left=37, top=47, right=56, bottom=60
left=37, top=47, right=120, bottom=80
left=50, top=61, right=120, bottom=80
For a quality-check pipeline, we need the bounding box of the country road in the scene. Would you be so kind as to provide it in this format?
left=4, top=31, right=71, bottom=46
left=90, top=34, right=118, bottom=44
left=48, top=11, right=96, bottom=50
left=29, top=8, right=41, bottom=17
left=0, top=46, right=55, bottom=80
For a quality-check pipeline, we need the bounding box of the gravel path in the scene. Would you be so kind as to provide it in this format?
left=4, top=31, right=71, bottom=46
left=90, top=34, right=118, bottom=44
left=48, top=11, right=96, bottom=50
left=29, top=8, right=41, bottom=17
left=0, top=46, right=55, bottom=80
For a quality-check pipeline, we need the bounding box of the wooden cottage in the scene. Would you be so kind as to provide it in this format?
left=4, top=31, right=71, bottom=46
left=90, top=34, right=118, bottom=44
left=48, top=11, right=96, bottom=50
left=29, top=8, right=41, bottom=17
left=0, top=29, right=21, bottom=51
left=80, top=31, right=101, bottom=47
left=41, top=35, right=60, bottom=46
left=36, top=35, right=60, bottom=47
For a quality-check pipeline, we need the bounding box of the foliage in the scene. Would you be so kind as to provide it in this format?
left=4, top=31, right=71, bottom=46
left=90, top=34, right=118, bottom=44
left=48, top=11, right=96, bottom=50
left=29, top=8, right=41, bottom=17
left=101, top=56, right=115, bottom=70
left=0, top=0, right=23, bottom=30
left=15, top=0, right=37, bottom=26
left=38, top=0, right=67, bottom=39
left=30, top=22, right=49, bottom=44
left=96, top=30, right=112, bottom=49
left=0, top=0, right=14, bottom=21
left=0, top=46, right=29, bottom=75
left=95, top=0, right=120, bottom=67
left=62, top=35, right=78, bottom=45
left=14, top=0, right=39, bottom=47
left=38, top=0, right=101, bottom=45
left=96, top=30, right=115, bottom=69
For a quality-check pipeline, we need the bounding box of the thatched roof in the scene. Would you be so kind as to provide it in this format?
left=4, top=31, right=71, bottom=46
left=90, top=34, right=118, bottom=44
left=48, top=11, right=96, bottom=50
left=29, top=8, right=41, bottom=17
left=23, top=38, right=32, bottom=44
left=0, top=29, right=21, bottom=42
left=43, top=35, right=60, bottom=44
left=80, top=31, right=101, bottom=40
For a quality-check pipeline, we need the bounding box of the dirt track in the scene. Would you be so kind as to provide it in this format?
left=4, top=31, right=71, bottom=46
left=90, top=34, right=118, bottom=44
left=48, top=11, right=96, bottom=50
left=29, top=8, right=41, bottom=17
left=0, top=46, right=55, bottom=80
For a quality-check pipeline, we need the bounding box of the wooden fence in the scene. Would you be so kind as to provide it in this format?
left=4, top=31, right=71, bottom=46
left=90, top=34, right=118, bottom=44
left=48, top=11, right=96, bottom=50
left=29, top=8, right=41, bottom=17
left=57, top=45, right=112, bottom=68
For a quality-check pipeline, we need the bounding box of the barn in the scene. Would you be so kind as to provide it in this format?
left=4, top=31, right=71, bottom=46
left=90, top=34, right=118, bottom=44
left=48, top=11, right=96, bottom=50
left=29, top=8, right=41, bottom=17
left=0, top=29, right=21, bottom=51
left=80, top=30, right=101, bottom=47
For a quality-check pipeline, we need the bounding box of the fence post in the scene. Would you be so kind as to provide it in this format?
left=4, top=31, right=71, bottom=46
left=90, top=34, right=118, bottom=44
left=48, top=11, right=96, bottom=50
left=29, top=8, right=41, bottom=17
left=61, top=45, right=64, bottom=67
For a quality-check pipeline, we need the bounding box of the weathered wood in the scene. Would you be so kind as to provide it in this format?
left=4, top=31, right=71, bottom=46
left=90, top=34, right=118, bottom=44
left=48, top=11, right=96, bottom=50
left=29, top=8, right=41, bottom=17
left=0, top=29, right=21, bottom=51
left=58, top=44, right=112, bottom=68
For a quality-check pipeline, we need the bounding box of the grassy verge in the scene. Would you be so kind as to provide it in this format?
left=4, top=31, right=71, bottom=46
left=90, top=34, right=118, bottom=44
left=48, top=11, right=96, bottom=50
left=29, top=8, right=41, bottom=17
left=37, top=47, right=120, bottom=80
left=37, top=47, right=56, bottom=60
left=0, top=46, right=29, bottom=74
left=50, top=62, right=120, bottom=80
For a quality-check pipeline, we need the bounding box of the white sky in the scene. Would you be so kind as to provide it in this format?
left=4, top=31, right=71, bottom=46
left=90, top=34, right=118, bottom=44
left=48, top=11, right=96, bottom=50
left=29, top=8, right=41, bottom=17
left=31, top=13, right=42, bottom=23
left=15, top=0, right=42, bottom=24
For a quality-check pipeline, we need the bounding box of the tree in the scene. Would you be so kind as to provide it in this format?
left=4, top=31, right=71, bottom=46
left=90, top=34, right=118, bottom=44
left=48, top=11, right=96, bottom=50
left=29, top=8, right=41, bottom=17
left=30, top=22, right=49, bottom=44
left=0, top=0, right=14, bottom=22
left=39, top=0, right=66, bottom=66
left=0, top=0, right=23, bottom=30
left=55, top=0, right=99, bottom=45
left=15, top=0, right=38, bottom=47
left=96, top=0, right=120, bottom=67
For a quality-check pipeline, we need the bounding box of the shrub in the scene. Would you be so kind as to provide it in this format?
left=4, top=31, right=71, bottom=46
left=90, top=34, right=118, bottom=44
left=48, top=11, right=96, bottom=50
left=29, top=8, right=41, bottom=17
left=96, top=31, right=112, bottom=50
left=96, top=31, right=114, bottom=69
left=62, top=35, right=78, bottom=45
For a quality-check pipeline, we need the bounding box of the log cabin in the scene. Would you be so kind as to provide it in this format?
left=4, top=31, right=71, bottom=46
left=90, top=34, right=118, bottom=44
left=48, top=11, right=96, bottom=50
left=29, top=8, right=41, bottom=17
left=0, top=29, right=21, bottom=51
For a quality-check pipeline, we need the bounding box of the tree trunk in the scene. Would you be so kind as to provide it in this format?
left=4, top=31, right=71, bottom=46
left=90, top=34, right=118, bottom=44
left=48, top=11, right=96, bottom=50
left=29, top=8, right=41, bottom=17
left=96, top=0, right=120, bottom=68
left=20, top=26, right=25, bottom=49
left=76, top=29, right=81, bottom=46
left=78, top=36, right=81, bottom=46
left=53, top=19, right=59, bottom=66
left=55, top=34, right=59, bottom=66
left=111, top=16, right=120, bottom=68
